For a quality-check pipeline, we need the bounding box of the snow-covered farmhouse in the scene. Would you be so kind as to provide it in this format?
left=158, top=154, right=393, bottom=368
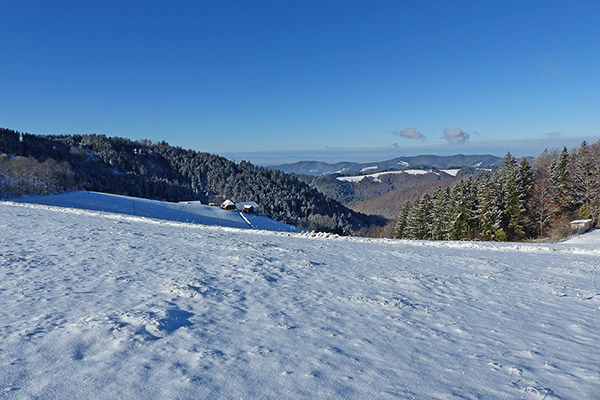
left=236, top=201, right=260, bottom=213
left=569, top=219, right=593, bottom=233
left=220, top=199, right=236, bottom=210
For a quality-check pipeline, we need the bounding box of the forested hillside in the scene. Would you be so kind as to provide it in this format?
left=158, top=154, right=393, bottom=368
left=0, top=128, right=384, bottom=234
left=394, top=141, right=600, bottom=241
left=298, top=169, right=465, bottom=219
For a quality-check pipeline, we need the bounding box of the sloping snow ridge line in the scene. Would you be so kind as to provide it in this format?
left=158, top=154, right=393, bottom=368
left=1, top=201, right=599, bottom=399
left=360, top=166, right=378, bottom=173
left=440, top=168, right=460, bottom=176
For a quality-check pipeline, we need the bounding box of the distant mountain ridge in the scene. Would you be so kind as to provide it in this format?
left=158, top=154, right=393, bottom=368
left=270, top=154, right=504, bottom=176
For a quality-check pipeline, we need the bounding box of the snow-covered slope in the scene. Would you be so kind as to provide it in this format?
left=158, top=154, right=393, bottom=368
left=14, top=191, right=300, bottom=233
left=440, top=168, right=461, bottom=176
left=564, top=228, right=600, bottom=245
left=1, top=202, right=599, bottom=399
left=337, top=169, right=435, bottom=183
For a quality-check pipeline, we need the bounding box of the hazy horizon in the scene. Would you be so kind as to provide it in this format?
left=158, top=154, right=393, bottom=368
left=4, top=125, right=597, bottom=166
left=224, top=135, right=600, bottom=166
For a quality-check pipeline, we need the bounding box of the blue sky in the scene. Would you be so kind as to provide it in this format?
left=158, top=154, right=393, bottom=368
left=1, top=1, right=599, bottom=164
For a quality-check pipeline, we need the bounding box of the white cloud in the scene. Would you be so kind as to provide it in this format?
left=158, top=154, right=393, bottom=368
left=443, top=128, right=470, bottom=144
left=393, top=127, right=425, bottom=140
left=546, top=131, right=561, bottom=138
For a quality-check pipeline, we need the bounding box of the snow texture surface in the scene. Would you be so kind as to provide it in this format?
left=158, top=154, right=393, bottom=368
left=1, top=201, right=599, bottom=399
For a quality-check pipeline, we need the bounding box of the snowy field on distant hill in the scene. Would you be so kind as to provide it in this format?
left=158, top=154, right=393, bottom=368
left=337, top=169, right=434, bottom=183
left=440, top=168, right=461, bottom=176
left=14, top=191, right=300, bottom=233
left=1, top=202, right=599, bottom=399
left=360, top=166, right=378, bottom=173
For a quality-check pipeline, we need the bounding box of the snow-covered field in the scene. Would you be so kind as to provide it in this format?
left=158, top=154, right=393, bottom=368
left=440, top=168, right=460, bottom=177
left=14, top=191, right=300, bottom=233
left=337, top=169, right=434, bottom=183
left=1, top=201, right=599, bottom=399
left=360, top=166, right=379, bottom=173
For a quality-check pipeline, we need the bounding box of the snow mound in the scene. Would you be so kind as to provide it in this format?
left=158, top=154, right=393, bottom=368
left=1, top=202, right=599, bottom=399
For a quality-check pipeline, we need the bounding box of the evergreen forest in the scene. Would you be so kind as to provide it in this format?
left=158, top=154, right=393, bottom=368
left=394, top=141, right=600, bottom=241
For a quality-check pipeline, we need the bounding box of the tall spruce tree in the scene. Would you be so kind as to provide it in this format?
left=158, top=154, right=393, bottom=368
left=449, top=180, right=470, bottom=240
left=394, top=201, right=411, bottom=239
left=530, top=149, right=557, bottom=236
left=550, top=147, right=574, bottom=215
left=516, top=157, right=534, bottom=236
left=464, top=177, right=479, bottom=236
left=572, top=141, right=599, bottom=223
left=475, top=173, right=501, bottom=241
left=497, top=153, right=527, bottom=241
left=430, top=187, right=451, bottom=240
left=406, top=194, right=432, bottom=239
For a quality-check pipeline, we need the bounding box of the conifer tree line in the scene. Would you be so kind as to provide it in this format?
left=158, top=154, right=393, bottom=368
left=0, top=128, right=384, bottom=234
left=394, top=140, right=600, bottom=241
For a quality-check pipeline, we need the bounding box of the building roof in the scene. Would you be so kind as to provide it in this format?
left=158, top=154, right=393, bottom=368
left=236, top=201, right=259, bottom=209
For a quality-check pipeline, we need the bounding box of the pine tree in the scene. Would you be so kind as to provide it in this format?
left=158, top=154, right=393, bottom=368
left=550, top=147, right=574, bottom=214
left=429, top=187, right=451, bottom=240
left=517, top=158, right=534, bottom=202
left=572, top=141, right=599, bottom=224
left=394, top=201, right=411, bottom=238
left=497, top=153, right=527, bottom=240
left=406, top=194, right=432, bottom=239
left=404, top=199, right=420, bottom=239
left=419, top=193, right=433, bottom=239
left=449, top=181, right=470, bottom=240
left=592, top=141, right=600, bottom=226
left=516, top=157, right=534, bottom=236
left=464, top=177, right=479, bottom=237
left=530, top=149, right=558, bottom=236
left=475, top=174, right=501, bottom=241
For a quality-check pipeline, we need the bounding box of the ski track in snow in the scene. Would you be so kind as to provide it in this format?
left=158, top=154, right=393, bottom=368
left=1, top=202, right=599, bottom=399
